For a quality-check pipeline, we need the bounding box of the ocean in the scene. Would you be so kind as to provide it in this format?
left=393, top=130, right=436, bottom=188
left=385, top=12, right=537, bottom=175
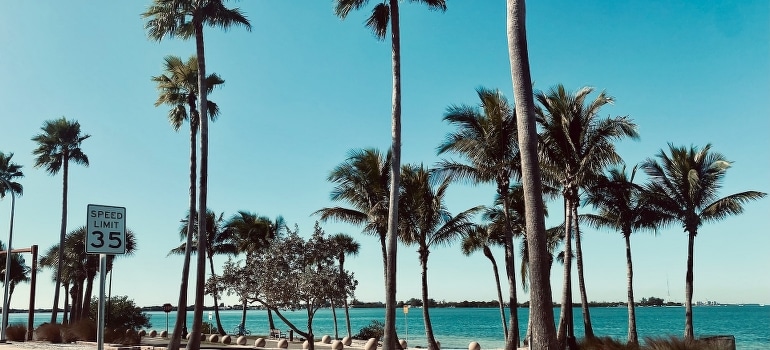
left=8, top=305, right=769, bottom=349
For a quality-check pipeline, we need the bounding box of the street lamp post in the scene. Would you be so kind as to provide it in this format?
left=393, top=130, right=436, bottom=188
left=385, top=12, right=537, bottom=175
left=0, top=189, right=16, bottom=343
left=402, top=305, right=409, bottom=346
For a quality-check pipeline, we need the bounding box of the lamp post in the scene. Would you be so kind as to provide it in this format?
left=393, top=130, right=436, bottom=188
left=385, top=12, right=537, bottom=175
left=402, top=305, right=409, bottom=345
left=0, top=188, right=16, bottom=343
left=163, top=303, right=173, bottom=334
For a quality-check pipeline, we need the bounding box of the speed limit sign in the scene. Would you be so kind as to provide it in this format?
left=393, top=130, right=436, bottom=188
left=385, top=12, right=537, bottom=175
left=86, top=204, right=126, bottom=254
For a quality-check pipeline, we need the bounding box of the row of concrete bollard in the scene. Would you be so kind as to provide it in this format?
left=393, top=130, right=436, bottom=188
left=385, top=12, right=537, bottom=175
left=138, top=330, right=484, bottom=350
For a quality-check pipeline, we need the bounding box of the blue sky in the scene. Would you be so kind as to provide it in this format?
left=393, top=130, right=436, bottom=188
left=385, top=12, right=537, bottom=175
left=0, top=1, right=768, bottom=310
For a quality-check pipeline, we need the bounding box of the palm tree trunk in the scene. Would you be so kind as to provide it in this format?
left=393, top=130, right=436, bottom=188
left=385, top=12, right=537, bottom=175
left=506, top=0, right=557, bottom=348
left=684, top=233, right=695, bottom=340
left=240, top=299, right=248, bottom=334
left=189, top=14, right=209, bottom=350
left=624, top=234, right=638, bottom=345
left=343, top=295, right=352, bottom=339
left=341, top=258, right=353, bottom=339
left=81, top=274, right=95, bottom=321
left=557, top=196, right=572, bottom=346
left=483, top=246, right=508, bottom=338
left=331, top=300, right=339, bottom=339
left=168, top=118, right=198, bottom=350
left=267, top=308, right=276, bottom=330
left=420, top=253, right=438, bottom=350
left=52, top=156, right=69, bottom=324
left=62, top=283, right=69, bottom=325
left=572, top=198, right=594, bottom=338
left=207, top=255, right=226, bottom=335
left=500, top=187, right=520, bottom=350
left=384, top=1, right=402, bottom=350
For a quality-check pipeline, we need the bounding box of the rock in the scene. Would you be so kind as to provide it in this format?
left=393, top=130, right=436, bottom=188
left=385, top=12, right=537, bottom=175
left=148, top=330, right=157, bottom=338
left=208, top=334, right=219, bottom=343
left=138, top=330, right=146, bottom=337
left=468, top=341, right=481, bottom=350
left=254, top=338, right=267, bottom=347
left=236, top=335, right=248, bottom=345
left=399, top=339, right=407, bottom=348
left=303, top=340, right=310, bottom=349
left=277, top=339, right=289, bottom=348
left=342, top=336, right=352, bottom=346
left=364, top=338, right=378, bottom=350
left=331, top=340, right=344, bottom=350
left=322, top=335, right=332, bottom=344
left=221, top=334, right=232, bottom=344
left=160, top=330, right=168, bottom=338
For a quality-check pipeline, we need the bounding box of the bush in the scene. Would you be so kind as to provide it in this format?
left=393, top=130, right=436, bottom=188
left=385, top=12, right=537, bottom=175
left=34, top=323, right=63, bottom=343
left=354, top=320, right=384, bottom=340
left=201, top=321, right=216, bottom=334
left=6, top=323, right=27, bottom=341
left=66, top=319, right=97, bottom=342
left=88, top=295, right=151, bottom=331
left=105, top=328, right=141, bottom=345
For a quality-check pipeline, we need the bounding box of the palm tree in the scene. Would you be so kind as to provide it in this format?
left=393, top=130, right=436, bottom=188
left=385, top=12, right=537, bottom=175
left=316, top=148, right=391, bottom=279
left=461, top=224, right=508, bottom=339
left=582, top=165, right=663, bottom=345
left=536, top=84, right=638, bottom=342
left=224, top=211, right=283, bottom=331
left=506, top=1, right=557, bottom=348
left=399, top=164, right=481, bottom=350
left=328, top=233, right=360, bottom=340
left=171, top=210, right=235, bottom=335
left=152, top=54, right=223, bottom=340
left=640, top=144, right=766, bottom=340
left=31, top=117, right=90, bottom=324
left=436, top=87, right=523, bottom=347
left=0, top=151, right=23, bottom=337
left=143, top=2, right=250, bottom=348
left=333, top=2, right=446, bottom=347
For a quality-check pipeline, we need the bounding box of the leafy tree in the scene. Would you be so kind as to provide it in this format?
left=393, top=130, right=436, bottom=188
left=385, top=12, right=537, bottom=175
left=151, top=54, right=223, bottom=340
left=399, top=164, right=480, bottom=350
left=436, top=87, right=523, bottom=347
left=583, top=165, right=663, bottom=345
left=88, top=295, right=150, bottom=331
left=31, top=117, right=90, bottom=324
left=536, top=84, right=638, bottom=342
left=506, top=1, right=557, bottom=347
left=143, top=1, right=251, bottom=348
left=328, top=233, right=360, bottom=339
left=640, top=144, right=766, bottom=340
left=333, top=1, right=446, bottom=347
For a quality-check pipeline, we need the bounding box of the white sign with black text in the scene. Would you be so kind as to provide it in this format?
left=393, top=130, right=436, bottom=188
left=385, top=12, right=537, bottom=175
left=86, top=204, right=126, bottom=255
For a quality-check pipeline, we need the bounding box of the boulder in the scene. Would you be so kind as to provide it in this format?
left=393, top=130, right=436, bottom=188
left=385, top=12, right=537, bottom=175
left=159, top=330, right=168, bottom=338
left=208, top=334, right=219, bottom=343
left=322, top=335, right=332, bottom=344
left=236, top=335, right=248, bottom=345
left=221, top=335, right=232, bottom=344
left=331, top=340, right=344, bottom=350
left=148, top=330, right=157, bottom=338
left=254, top=338, right=267, bottom=347
left=277, top=339, right=289, bottom=348
left=364, top=338, right=378, bottom=350
left=468, top=341, right=480, bottom=350
left=399, top=339, right=407, bottom=349
left=342, top=336, right=352, bottom=346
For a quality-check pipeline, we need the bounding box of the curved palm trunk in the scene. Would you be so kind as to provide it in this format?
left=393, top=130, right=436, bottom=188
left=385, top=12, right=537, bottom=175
left=81, top=273, right=95, bottom=320
left=331, top=300, right=339, bottom=339
left=207, top=254, right=226, bottom=335
left=500, top=188, right=520, bottom=350
left=507, top=0, right=557, bottom=348
left=168, top=120, right=198, bottom=350
left=684, top=233, right=695, bottom=340
left=267, top=309, right=276, bottom=330
left=419, top=252, right=439, bottom=350
left=483, top=245, right=508, bottom=338
left=571, top=199, right=594, bottom=338
left=340, top=257, right=353, bottom=339
left=189, top=15, right=209, bottom=350
left=624, top=234, right=638, bottom=345
left=384, top=1, right=402, bottom=350
left=52, top=156, right=69, bottom=324
left=557, top=197, right=573, bottom=346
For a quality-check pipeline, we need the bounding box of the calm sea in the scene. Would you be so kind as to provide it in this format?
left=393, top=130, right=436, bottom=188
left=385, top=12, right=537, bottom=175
left=8, top=306, right=769, bottom=349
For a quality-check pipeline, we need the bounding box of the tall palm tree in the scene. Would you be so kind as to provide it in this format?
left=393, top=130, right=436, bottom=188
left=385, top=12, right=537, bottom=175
left=328, top=233, right=360, bottom=340
left=143, top=2, right=250, bottom=348
left=171, top=210, right=235, bottom=335
left=506, top=1, right=557, bottom=348
left=640, top=144, right=766, bottom=340
left=152, top=54, right=223, bottom=340
left=582, top=165, right=662, bottom=345
left=399, top=164, right=481, bottom=350
left=31, top=117, right=90, bottom=324
left=461, top=224, right=508, bottom=339
left=536, top=84, right=638, bottom=342
left=333, top=2, right=446, bottom=347
left=223, top=211, right=282, bottom=331
left=316, top=148, right=391, bottom=279
left=0, top=151, right=24, bottom=338
left=436, top=87, right=523, bottom=347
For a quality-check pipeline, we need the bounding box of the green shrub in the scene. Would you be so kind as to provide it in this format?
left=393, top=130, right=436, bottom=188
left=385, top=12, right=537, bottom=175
left=34, top=323, right=63, bottom=343
left=354, top=319, right=384, bottom=340
left=67, top=319, right=97, bottom=342
left=6, top=323, right=27, bottom=341
left=88, top=295, right=151, bottom=331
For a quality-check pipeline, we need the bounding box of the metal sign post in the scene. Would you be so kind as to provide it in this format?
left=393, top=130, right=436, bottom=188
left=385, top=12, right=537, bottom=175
left=87, top=204, right=126, bottom=350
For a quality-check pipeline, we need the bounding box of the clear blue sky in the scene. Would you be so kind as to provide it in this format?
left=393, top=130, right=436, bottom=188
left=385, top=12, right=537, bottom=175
left=0, top=1, right=768, bottom=310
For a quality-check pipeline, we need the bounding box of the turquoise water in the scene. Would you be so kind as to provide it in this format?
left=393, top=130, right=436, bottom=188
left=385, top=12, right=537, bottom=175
left=8, top=306, right=769, bottom=349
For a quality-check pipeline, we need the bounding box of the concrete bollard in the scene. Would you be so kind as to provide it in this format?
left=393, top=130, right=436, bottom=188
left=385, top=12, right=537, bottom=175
left=468, top=341, right=481, bottom=350
left=277, top=339, right=289, bottom=349
left=364, top=338, right=378, bottom=350
left=303, top=340, right=310, bottom=349
left=322, top=335, right=332, bottom=344
left=236, top=335, right=248, bottom=345
left=138, top=330, right=146, bottom=337
left=149, top=330, right=157, bottom=338
left=160, top=330, right=168, bottom=338
left=254, top=338, right=267, bottom=347
left=221, top=335, right=232, bottom=344
left=342, top=336, right=353, bottom=346
left=399, top=339, right=408, bottom=348
left=331, top=340, right=344, bottom=350
left=208, top=334, right=219, bottom=343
